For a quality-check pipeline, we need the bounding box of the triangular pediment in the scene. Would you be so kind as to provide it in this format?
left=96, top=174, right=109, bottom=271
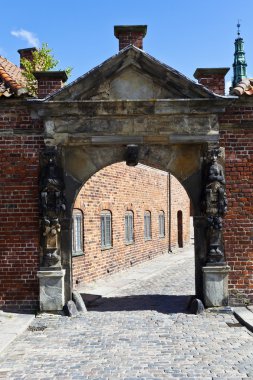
left=47, top=46, right=218, bottom=101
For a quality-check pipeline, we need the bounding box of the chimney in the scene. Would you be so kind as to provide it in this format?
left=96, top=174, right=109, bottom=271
left=18, top=47, right=37, bottom=69
left=33, top=71, right=68, bottom=98
left=193, top=68, right=230, bottom=95
left=114, top=25, right=147, bottom=50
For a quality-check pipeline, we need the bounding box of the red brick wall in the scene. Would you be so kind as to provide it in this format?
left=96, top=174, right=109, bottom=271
left=72, top=163, right=190, bottom=286
left=116, top=31, right=145, bottom=50
left=0, top=101, right=43, bottom=311
left=197, top=74, right=226, bottom=95
left=170, top=175, right=191, bottom=249
left=219, top=101, right=253, bottom=305
left=37, top=79, right=62, bottom=99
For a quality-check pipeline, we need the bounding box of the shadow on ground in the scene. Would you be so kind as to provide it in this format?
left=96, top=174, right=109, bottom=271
left=81, top=294, right=194, bottom=314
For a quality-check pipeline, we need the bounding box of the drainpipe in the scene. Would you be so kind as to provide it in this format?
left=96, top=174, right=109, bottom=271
left=168, top=173, right=172, bottom=252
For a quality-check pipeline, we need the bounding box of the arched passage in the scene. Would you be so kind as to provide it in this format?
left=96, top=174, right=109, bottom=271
left=57, top=142, right=206, bottom=302
left=38, top=141, right=216, bottom=310
left=70, top=162, right=192, bottom=289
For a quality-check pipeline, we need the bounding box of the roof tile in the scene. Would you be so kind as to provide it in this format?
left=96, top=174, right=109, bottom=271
left=0, top=56, right=27, bottom=97
left=233, top=78, right=253, bottom=96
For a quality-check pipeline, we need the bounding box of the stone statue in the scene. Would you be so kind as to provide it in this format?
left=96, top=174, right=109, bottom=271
left=203, top=147, right=227, bottom=264
left=43, top=250, right=61, bottom=268
left=40, top=149, right=66, bottom=217
left=42, top=217, right=61, bottom=249
left=39, top=147, right=66, bottom=269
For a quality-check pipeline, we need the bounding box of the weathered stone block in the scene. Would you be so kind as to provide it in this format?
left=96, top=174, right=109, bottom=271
left=72, top=290, right=87, bottom=313
left=203, top=265, right=230, bottom=307
left=37, top=270, right=66, bottom=311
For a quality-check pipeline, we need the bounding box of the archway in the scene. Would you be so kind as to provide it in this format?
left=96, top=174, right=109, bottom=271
left=58, top=144, right=204, bottom=302
left=70, top=162, right=193, bottom=291
left=35, top=98, right=229, bottom=311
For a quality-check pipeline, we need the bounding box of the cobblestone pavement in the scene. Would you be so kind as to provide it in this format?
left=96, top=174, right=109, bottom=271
left=0, top=247, right=253, bottom=380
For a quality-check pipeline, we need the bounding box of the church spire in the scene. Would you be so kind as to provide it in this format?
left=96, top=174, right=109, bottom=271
left=232, top=21, right=247, bottom=87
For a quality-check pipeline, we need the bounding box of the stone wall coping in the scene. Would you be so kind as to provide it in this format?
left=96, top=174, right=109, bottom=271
left=114, top=25, right=147, bottom=37
left=194, top=68, right=230, bottom=79
left=29, top=98, right=236, bottom=119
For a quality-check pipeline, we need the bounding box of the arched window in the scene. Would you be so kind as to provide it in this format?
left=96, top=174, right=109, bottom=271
left=72, top=209, right=83, bottom=255
left=101, top=210, right=112, bottom=249
left=144, top=211, right=152, bottom=240
left=125, top=211, right=134, bottom=244
left=159, top=210, right=165, bottom=237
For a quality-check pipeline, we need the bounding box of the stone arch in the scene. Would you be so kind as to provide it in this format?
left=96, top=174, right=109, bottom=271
left=59, top=143, right=206, bottom=303
left=63, top=143, right=205, bottom=219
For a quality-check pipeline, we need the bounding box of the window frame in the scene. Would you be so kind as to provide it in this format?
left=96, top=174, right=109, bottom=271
left=101, top=210, right=112, bottom=250
left=72, top=209, right=84, bottom=256
left=125, top=210, right=134, bottom=244
left=159, top=210, right=165, bottom=238
left=144, top=211, right=152, bottom=240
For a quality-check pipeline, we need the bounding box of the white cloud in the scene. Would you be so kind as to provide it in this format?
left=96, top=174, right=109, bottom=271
left=11, top=29, right=40, bottom=48
left=225, top=80, right=232, bottom=95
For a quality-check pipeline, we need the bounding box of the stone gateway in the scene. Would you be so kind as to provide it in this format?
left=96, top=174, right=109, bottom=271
left=0, top=25, right=252, bottom=311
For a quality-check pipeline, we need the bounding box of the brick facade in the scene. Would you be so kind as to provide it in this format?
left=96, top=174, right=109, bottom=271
left=0, top=101, right=44, bottom=311
left=219, top=99, right=253, bottom=305
left=114, top=25, right=147, bottom=50
left=33, top=72, right=68, bottom=99
left=170, top=175, right=191, bottom=250
left=194, top=68, right=230, bottom=95
left=72, top=163, right=190, bottom=286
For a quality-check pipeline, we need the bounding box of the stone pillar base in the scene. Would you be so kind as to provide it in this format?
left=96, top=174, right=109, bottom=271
left=202, top=265, right=230, bottom=307
left=37, top=269, right=66, bottom=311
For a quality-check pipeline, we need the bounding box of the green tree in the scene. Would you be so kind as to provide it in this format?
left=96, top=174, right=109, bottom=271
left=21, top=43, right=72, bottom=96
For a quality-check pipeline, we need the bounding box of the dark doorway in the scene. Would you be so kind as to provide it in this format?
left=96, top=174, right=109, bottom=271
left=177, top=210, right=183, bottom=248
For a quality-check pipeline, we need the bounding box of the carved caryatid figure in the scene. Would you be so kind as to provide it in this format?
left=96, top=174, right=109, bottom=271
left=39, top=147, right=66, bottom=269
left=40, top=152, right=66, bottom=216
left=205, top=148, right=227, bottom=216
left=42, top=217, right=61, bottom=249
left=204, top=148, right=227, bottom=264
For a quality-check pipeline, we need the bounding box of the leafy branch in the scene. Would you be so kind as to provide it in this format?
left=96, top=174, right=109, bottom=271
left=21, top=43, right=72, bottom=96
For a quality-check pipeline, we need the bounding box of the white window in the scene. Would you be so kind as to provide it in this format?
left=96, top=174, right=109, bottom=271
left=72, top=209, right=83, bottom=255
left=125, top=211, right=134, bottom=244
left=144, top=211, right=152, bottom=240
left=101, top=210, right=112, bottom=249
left=159, top=211, right=165, bottom=237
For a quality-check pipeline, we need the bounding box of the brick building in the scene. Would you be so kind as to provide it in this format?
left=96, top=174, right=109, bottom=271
left=72, top=163, right=190, bottom=286
left=0, top=25, right=252, bottom=311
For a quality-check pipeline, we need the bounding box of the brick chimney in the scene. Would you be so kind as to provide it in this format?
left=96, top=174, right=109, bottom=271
left=17, top=47, right=37, bottom=69
left=114, top=25, right=147, bottom=50
left=193, top=68, right=230, bottom=95
left=33, top=71, right=68, bottom=98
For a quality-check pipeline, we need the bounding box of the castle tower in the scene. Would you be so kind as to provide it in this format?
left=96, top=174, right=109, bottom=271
left=232, top=22, right=247, bottom=87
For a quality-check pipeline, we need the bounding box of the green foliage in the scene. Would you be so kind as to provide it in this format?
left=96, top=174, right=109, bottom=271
left=21, top=43, right=72, bottom=96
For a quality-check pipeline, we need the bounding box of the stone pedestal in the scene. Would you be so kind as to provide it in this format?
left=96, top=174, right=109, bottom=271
left=202, top=265, right=230, bottom=307
left=37, top=270, right=66, bottom=311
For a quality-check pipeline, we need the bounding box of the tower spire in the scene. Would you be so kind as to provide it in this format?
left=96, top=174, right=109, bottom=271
left=232, top=21, right=247, bottom=87
left=237, top=20, right=241, bottom=36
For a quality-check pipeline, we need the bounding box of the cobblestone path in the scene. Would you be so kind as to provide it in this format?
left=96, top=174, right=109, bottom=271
left=0, top=247, right=253, bottom=379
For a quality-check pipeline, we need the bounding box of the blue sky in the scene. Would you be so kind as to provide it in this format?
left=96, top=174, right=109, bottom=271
left=2, top=0, right=253, bottom=87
